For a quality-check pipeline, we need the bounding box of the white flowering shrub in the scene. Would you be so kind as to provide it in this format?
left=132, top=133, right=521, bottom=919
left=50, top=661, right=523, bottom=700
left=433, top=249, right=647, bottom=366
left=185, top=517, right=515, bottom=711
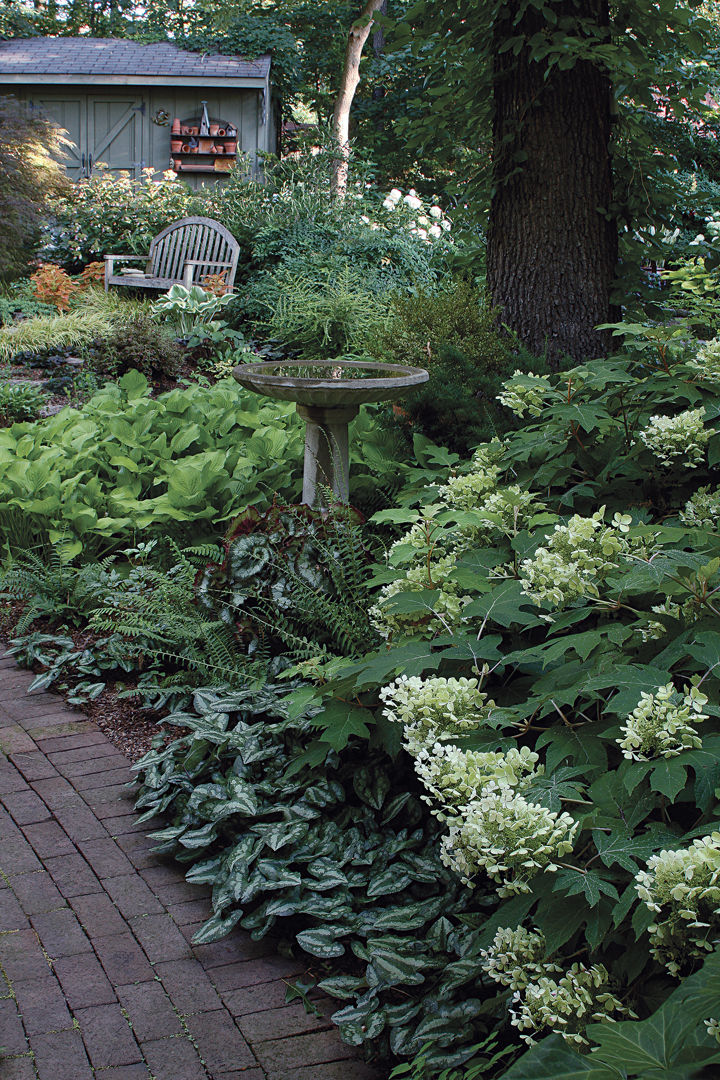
left=438, top=468, right=502, bottom=510
left=689, top=337, right=720, bottom=380
left=520, top=509, right=633, bottom=608
left=378, top=187, right=452, bottom=242
left=510, top=963, right=629, bottom=1046
left=638, top=409, right=713, bottom=468
left=414, top=742, right=540, bottom=811
left=440, top=786, right=577, bottom=895
left=369, top=555, right=471, bottom=640
left=618, top=682, right=708, bottom=760
left=290, top=339, right=720, bottom=1070
left=681, top=485, right=720, bottom=530
left=379, top=674, right=491, bottom=754
left=635, top=834, right=720, bottom=976
left=497, top=371, right=555, bottom=417
left=480, top=926, right=555, bottom=990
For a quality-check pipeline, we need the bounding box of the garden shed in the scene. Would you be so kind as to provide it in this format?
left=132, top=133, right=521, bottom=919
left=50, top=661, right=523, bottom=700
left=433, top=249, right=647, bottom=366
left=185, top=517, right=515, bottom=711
left=0, top=37, right=276, bottom=186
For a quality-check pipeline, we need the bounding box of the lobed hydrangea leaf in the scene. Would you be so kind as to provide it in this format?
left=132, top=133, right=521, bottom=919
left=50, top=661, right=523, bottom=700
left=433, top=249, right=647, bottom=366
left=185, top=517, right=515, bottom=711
left=650, top=759, right=689, bottom=801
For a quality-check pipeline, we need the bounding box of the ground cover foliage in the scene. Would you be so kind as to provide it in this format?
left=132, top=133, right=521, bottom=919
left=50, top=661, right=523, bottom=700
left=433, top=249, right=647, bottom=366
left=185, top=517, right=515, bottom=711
left=0, top=369, right=412, bottom=559
left=119, top=325, right=720, bottom=1076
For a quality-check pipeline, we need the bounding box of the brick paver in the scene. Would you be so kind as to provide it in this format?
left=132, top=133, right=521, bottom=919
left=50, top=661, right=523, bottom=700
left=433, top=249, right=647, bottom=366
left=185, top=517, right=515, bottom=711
left=0, top=657, right=380, bottom=1080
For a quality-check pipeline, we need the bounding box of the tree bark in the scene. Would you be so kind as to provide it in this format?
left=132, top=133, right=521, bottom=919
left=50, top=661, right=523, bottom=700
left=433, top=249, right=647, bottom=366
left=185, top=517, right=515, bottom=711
left=486, top=0, right=617, bottom=364
left=331, top=0, right=386, bottom=198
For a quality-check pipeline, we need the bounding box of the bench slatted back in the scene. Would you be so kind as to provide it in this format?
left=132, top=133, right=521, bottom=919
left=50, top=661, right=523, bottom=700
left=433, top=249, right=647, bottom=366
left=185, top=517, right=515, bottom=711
left=147, top=217, right=241, bottom=288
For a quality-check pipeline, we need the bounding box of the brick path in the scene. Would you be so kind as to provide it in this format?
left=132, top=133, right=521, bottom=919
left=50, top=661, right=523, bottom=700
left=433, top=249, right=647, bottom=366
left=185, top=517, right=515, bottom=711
left=0, top=656, right=380, bottom=1080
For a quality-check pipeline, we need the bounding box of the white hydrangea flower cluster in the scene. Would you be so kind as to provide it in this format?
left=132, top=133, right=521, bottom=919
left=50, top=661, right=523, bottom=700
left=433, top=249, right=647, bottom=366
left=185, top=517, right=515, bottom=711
left=681, top=485, right=720, bottom=530
left=440, top=786, right=577, bottom=895
left=497, top=371, right=554, bottom=418
left=379, top=187, right=452, bottom=241
left=369, top=554, right=471, bottom=640
left=688, top=337, right=720, bottom=380
left=636, top=595, right=703, bottom=643
left=414, top=743, right=540, bottom=812
left=520, top=509, right=633, bottom=609
left=635, top=834, right=720, bottom=976
left=379, top=675, right=490, bottom=755
left=510, top=962, right=628, bottom=1046
left=618, top=682, right=708, bottom=761
left=638, top=409, right=713, bottom=468
left=480, top=926, right=557, bottom=991
left=381, top=674, right=576, bottom=894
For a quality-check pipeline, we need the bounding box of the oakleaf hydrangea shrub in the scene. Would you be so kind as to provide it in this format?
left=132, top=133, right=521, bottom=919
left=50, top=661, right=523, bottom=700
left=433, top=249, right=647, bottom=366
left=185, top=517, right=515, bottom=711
left=440, top=786, right=577, bottom=895
left=312, top=339, right=720, bottom=1066
left=681, top=485, right=720, bottom=530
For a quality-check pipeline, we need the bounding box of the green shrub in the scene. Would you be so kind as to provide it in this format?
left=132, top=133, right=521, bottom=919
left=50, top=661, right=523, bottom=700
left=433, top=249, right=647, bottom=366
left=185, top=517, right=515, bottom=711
left=246, top=261, right=391, bottom=357
left=376, top=279, right=520, bottom=453
left=0, top=292, right=56, bottom=326
left=83, top=312, right=183, bottom=381
left=0, top=381, right=47, bottom=424
left=45, top=165, right=198, bottom=270
left=0, top=96, right=68, bottom=280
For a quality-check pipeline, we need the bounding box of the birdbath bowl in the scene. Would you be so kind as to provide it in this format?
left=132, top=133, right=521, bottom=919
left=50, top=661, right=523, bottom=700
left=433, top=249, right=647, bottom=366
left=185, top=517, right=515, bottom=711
left=233, top=359, right=429, bottom=505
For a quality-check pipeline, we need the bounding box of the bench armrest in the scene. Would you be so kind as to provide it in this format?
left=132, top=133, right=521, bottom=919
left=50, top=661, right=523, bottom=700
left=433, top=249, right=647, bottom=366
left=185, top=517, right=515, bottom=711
left=104, top=255, right=146, bottom=263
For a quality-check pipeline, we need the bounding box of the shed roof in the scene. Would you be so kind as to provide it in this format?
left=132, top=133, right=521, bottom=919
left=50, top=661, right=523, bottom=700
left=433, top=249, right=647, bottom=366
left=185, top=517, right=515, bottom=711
left=0, top=37, right=270, bottom=87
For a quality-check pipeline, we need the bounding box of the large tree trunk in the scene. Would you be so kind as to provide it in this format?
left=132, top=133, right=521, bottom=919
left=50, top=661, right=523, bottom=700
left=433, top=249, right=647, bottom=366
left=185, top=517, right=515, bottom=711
left=486, top=0, right=617, bottom=364
left=331, top=0, right=386, bottom=198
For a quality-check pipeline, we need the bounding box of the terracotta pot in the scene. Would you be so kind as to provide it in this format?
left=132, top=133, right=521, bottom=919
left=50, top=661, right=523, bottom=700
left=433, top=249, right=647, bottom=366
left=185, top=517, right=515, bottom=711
left=216, top=127, right=226, bottom=137
left=171, top=139, right=182, bottom=153
left=224, top=140, right=237, bottom=154
left=209, top=123, right=219, bottom=136
left=181, top=143, right=190, bottom=153
left=173, top=159, right=182, bottom=171
left=190, top=126, right=199, bottom=135
left=181, top=125, right=191, bottom=136
left=171, top=118, right=181, bottom=134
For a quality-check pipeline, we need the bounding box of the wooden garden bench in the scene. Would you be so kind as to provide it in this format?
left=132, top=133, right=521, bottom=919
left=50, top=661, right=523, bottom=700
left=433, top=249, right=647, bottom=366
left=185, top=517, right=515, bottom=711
left=104, top=216, right=241, bottom=293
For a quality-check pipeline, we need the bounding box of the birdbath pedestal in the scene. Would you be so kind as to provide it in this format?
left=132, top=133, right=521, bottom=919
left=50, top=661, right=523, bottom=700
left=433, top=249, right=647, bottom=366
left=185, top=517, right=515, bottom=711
left=233, top=359, right=429, bottom=506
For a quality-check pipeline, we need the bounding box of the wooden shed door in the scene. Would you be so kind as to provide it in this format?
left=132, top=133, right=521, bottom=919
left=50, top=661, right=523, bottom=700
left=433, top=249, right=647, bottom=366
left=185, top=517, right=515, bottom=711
left=36, top=97, right=84, bottom=181
left=88, top=98, right=144, bottom=177
left=33, top=95, right=145, bottom=180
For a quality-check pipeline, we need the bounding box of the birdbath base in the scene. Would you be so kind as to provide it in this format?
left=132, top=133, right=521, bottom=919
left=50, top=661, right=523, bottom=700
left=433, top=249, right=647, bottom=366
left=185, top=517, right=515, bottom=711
left=296, top=403, right=359, bottom=506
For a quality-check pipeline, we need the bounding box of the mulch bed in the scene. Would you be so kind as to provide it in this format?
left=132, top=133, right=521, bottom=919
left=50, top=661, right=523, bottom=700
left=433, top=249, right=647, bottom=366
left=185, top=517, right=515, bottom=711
left=0, top=614, right=182, bottom=763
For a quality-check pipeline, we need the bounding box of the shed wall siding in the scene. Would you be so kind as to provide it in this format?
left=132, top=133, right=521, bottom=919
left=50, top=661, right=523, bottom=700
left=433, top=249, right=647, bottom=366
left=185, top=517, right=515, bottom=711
left=19, top=85, right=267, bottom=185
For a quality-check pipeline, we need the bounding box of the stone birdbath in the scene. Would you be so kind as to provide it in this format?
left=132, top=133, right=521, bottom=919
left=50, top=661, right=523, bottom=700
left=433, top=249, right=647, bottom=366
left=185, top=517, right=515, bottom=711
left=233, top=359, right=429, bottom=505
